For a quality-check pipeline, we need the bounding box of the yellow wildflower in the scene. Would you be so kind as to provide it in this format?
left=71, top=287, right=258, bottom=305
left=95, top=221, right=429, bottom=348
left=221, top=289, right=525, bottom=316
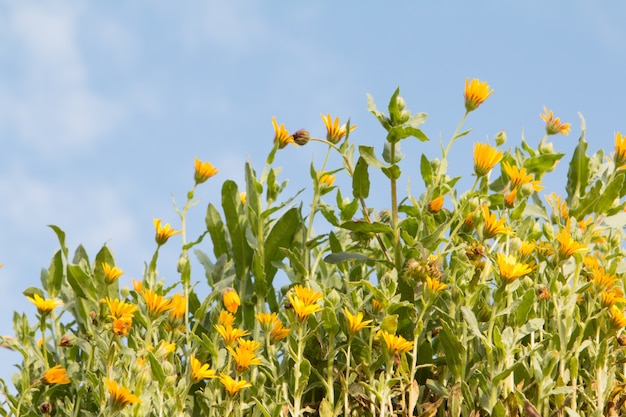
left=464, top=78, right=493, bottom=112
left=215, top=324, right=250, bottom=347
left=269, top=320, right=291, bottom=343
left=228, top=345, right=262, bottom=373
left=256, top=311, right=278, bottom=327
left=545, top=193, right=569, bottom=219
left=504, top=188, right=518, bottom=208
left=601, top=288, right=626, bottom=309
left=321, top=113, right=356, bottom=144
left=223, top=288, right=240, bottom=314
left=106, top=298, right=138, bottom=320
left=190, top=356, right=217, bottom=382
left=42, top=365, right=70, bottom=385
left=102, top=262, right=124, bottom=285
left=272, top=116, right=295, bottom=149
left=380, top=331, right=413, bottom=355
left=496, top=253, right=533, bottom=284
left=481, top=205, right=514, bottom=239
left=194, top=157, right=219, bottom=185
left=105, top=378, right=141, bottom=411
left=240, top=192, right=247, bottom=205
left=154, top=219, right=181, bottom=246
left=502, top=162, right=543, bottom=192
left=112, top=318, right=132, bottom=337
left=238, top=339, right=262, bottom=351
left=343, top=308, right=373, bottom=334
left=425, top=275, right=447, bottom=293
left=131, top=278, right=143, bottom=292
left=556, top=219, right=589, bottom=259
left=318, top=172, right=336, bottom=188
left=473, top=143, right=503, bottom=177
left=592, top=267, right=618, bottom=290
left=610, top=306, right=626, bottom=328
left=219, top=373, right=251, bottom=396
left=371, top=299, right=384, bottom=312
left=169, top=294, right=187, bottom=321
left=613, top=132, right=626, bottom=168
left=427, top=196, right=444, bottom=214
left=142, top=289, right=174, bottom=317
left=27, top=294, right=62, bottom=317
left=288, top=285, right=323, bottom=323
left=541, top=106, right=571, bottom=136
left=219, top=311, right=236, bottom=328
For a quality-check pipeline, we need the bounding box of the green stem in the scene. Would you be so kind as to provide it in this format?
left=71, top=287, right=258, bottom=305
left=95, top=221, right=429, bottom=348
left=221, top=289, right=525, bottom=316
left=344, top=339, right=352, bottom=416
left=292, top=324, right=306, bottom=417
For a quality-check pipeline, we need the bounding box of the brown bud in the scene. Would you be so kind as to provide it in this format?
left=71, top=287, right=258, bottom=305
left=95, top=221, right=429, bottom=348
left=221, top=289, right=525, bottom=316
left=59, top=335, right=73, bottom=347
left=292, top=129, right=310, bottom=145
left=39, top=402, right=53, bottom=414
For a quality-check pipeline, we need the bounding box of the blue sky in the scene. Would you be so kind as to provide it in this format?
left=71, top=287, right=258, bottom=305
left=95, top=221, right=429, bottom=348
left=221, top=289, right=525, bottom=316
left=1, top=1, right=625, bottom=382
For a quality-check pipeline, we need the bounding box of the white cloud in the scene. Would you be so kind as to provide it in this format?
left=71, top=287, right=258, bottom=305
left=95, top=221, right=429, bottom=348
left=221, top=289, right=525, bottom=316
left=0, top=2, right=125, bottom=155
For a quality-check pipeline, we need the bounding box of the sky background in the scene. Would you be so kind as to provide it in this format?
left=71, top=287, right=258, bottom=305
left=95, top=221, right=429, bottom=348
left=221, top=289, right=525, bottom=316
left=1, top=1, right=625, bottom=384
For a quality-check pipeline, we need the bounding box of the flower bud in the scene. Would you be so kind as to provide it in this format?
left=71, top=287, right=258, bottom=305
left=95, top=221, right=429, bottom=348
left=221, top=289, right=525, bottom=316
left=39, top=402, right=53, bottom=415
left=292, top=129, right=310, bottom=146
left=396, top=96, right=406, bottom=111
left=430, top=158, right=441, bottom=172
left=399, top=109, right=411, bottom=123
left=427, top=196, right=444, bottom=214
left=538, top=139, right=554, bottom=155
left=494, top=130, right=507, bottom=146
left=542, top=223, right=555, bottom=240
left=223, top=288, right=240, bottom=314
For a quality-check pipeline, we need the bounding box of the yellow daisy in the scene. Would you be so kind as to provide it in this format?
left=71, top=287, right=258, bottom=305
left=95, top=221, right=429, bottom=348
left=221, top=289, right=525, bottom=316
left=473, top=143, right=503, bottom=177
left=540, top=106, right=571, bottom=136
left=496, top=253, right=533, bottom=284
left=194, top=157, right=219, bottom=185
left=42, top=365, right=70, bottom=385
left=153, top=219, right=182, bottom=246
left=343, top=308, right=373, bottom=334
left=321, top=114, right=356, bottom=144
left=27, top=294, right=62, bottom=317
left=464, top=78, right=493, bottom=112
left=272, top=116, right=295, bottom=149
left=219, top=373, right=252, bottom=396
left=105, top=378, right=141, bottom=411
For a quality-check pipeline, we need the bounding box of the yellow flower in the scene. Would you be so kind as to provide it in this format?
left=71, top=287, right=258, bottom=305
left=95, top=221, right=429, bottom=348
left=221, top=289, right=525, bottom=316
left=473, top=143, right=503, bottom=177
left=272, top=116, right=295, bottom=149
left=223, top=288, right=240, bottom=314
left=519, top=241, right=536, bottom=257
left=169, top=294, right=187, bottom=321
left=219, top=373, right=252, bottom=396
left=318, top=172, right=336, bottom=188
left=256, top=311, right=278, bottom=326
left=292, top=285, right=323, bottom=306
left=343, top=308, right=373, bottom=334
left=219, top=311, right=236, bottom=327
left=215, top=324, right=250, bottom=347
left=288, top=285, right=323, bottom=322
left=601, top=288, right=626, bottom=309
left=371, top=299, right=384, bottom=312
left=131, top=278, right=143, bottom=292
left=112, top=317, right=132, bottom=337
left=610, top=306, right=626, bottom=329
left=238, top=339, right=262, bottom=351
left=27, top=294, right=62, bottom=316
left=269, top=320, right=291, bottom=343
left=154, top=219, right=182, bottom=246
left=321, top=114, right=356, bottom=145
left=496, top=253, right=533, bottom=284
left=556, top=219, right=589, bottom=259
left=380, top=331, right=413, bottom=355
left=502, top=162, right=543, bottom=192
left=42, top=365, right=70, bottom=385
left=481, top=205, right=514, bottom=239
left=142, top=289, right=174, bottom=317
left=190, top=356, right=217, bottom=382
left=545, top=193, right=569, bottom=219
left=240, top=192, right=247, bottom=205
left=504, top=188, right=518, bottom=208
left=228, top=345, right=262, bottom=373
left=106, top=298, right=139, bottom=320
left=425, top=276, right=447, bottom=293
left=105, top=378, right=141, bottom=411
left=102, top=262, right=124, bottom=285
left=541, top=106, right=571, bottom=136
left=592, top=267, right=618, bottom=290
left=427, top=196, right=444, bottom=214
left=194, top=157, right=219, bottom=185
left=613, top=132, right=626, bottom=168
left=464, top=78, right=493, bottom=112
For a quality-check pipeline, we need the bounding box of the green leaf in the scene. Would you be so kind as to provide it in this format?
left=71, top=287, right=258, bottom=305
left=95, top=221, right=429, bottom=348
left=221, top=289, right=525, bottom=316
left=382, top=142, right=403, bottom=164
left=47, top=250, right=65, bottom=298
left=222, top=180, right=252, bottom=280
left=386, top=126, right=427, bottom=144
left=340, top=221, right=393, bottom=234
left=358, top=145, right=388, bottom=168
left=566, top=127, right=589, bottom=206
left=461, top=306, right=489, bottom=346
left=264, top=208, right=301, bottom=289
left=524, top=153, right=564, bottom=176
left=405, top=112, right=428, bottom=130
left=439, top=321, right=465, bottom=380
left=205, top=203, right=228, bottom=259
left=420, top=154, right=433, bottom=187
left=67, top=264, right=95, bottom=300
left=323, top=252, right=374, bottom=264
left=147, top=352, right=166, bottom=385
left=387, top=87, right=402, bottom=125
left=515, top=289, right=536, bottom=327
left=352, top=157, right=370, bottom=199
left=594, top=172, right=624, bottom=214
left=366, top=93, right=390, bottom=131
left=47, top=225, right=68, bottom=258
left=571, top=180, right=602, bottom=219
left=381, top=165, right=401, bottom=180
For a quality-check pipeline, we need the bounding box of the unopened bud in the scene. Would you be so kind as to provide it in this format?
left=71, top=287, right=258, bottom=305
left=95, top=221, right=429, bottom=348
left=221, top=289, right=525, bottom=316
left=539, top=140, right=554, bottom=154
left=396, top=96, right=406, bottom=111
left=494, top=130, right=507, bottom=146
left=39, top=402, right=53, bottom=415
left=292, top=129, right=310, bottom=146
left=399, top=109, right=410, bottom=123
